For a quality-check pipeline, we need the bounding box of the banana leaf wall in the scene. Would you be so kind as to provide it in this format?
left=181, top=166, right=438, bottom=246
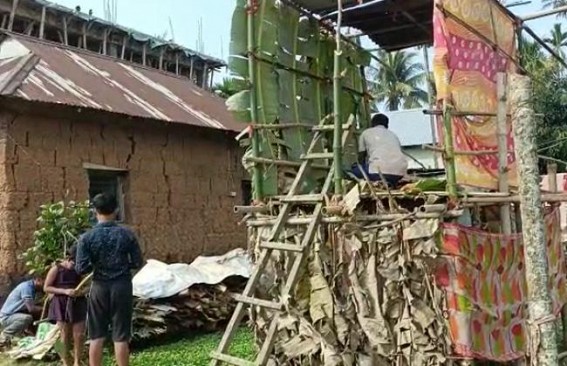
left=227, top=0, right=371, bottom=197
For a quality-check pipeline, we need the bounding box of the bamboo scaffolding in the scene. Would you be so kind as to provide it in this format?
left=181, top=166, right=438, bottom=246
left=247, top=1, right=263, bottom=201
left=497, top=73, right=512, bottom=235
left=442, top=102, right=458, bottom=198
left=246, top=210, right=464, bottom=227
left=521, top=24, right=567, bottom=69
left=333, top=0, right=344, bottom=195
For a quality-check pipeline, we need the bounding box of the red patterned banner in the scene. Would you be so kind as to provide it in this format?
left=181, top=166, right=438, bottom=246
left=433, top=0, right=518, bottom=189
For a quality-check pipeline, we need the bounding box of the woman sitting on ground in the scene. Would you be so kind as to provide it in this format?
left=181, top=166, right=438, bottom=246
left=43, top=244, right=87, bottom=366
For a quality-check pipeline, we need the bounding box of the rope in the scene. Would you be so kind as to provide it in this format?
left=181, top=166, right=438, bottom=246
left=527, top=314, right=556, bottom=365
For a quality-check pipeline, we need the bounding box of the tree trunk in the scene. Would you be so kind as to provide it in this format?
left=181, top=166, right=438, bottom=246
left=510, top=73, right=558, bottom=365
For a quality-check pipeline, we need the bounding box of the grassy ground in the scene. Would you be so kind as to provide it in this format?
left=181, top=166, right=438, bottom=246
left=0, top=328, right=254, bottom=366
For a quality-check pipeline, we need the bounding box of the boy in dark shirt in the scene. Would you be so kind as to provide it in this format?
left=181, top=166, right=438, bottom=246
left=76, top=193, right=143, bottom=366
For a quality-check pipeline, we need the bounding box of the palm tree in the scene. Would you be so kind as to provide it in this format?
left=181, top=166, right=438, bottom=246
left=544, top=23, right=567, bottom=56
left=370, top=50, right=428, bottom=111
left=520, top=36, right=545, bottom=73
left=213, top=78, right=244, bottom=99
left=541, top=0, right=567, bottom=17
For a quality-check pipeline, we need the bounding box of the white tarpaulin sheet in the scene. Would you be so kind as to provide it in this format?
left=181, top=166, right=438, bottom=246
left=132, top=248, right=253, bottom=299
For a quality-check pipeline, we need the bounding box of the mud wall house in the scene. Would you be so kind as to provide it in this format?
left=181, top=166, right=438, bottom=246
left=0, top=33, right=249, bottom=294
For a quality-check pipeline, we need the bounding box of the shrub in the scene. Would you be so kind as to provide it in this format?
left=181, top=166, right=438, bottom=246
left=21, top=200, right=91, bottom=276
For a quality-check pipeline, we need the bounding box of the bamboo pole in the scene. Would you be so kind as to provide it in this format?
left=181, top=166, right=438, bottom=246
left=521, top=4, right=567, bottom=21
left=82, top=23, right=88, bottom=49
left=202, top=63, right=209, bottom=88
left=333, top=0, right=344, bottom=196
left=121, top=36, right=127, bottom=59
left=497, top=73, right=512, bottom=235
left=247, top=0, right=263, bottom=201
left=189, top=58, right=195, bottom=81
left=39, top=6, right=46, bottom=39
left=142, top=43, right=147, bottom=66
left=102, top=28, right=108, bottom=55
left=442, top=102, right=458, bottom=198
left=510, top=73, right=558, bottom=364
left=422, top=46, right=439, bottom=169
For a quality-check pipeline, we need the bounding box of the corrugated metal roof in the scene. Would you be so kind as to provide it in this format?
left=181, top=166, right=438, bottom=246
left=384, top=108, right=436, bottom=147
left=0, top=33, right=242, bottom=132
left=291, top=0, right=433, bottom=51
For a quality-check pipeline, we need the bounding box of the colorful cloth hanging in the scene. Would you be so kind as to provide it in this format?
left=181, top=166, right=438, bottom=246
left=436, top=209, right=567, bottom=361
left=433, top=0, right=519, bottom=189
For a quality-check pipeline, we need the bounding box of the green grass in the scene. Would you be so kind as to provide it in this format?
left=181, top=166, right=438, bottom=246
left=0, top=328, right=255, bottom=366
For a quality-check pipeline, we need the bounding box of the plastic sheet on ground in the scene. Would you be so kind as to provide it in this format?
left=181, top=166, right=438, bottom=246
left=133, top=248, right=253, bottom=299
left=6, top=323, right=59, bottom=360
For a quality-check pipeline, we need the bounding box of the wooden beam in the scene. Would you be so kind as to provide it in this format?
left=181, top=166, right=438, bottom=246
left=62, top=17, right=68, bottom=45
left=202, top=63, right=208, bottom=88
left=7, top=0, right=19, bottom=31
left=82, top=23, right=87, bottom=49
left=39, top=6, right=45, bottom=38
left=175, top=53, right=179, bottom=75
left=121, top=35, right=127, bottom=59
left=142, top=43, right=147, bottom=66
left=102, top=28, right=108, bottom=55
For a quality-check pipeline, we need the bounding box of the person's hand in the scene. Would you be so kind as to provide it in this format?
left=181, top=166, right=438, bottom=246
left=63, top=289, right=76, bottom=297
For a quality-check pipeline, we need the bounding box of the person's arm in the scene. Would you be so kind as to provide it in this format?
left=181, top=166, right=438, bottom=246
left=44, top=265, right=75, bottom=297
left=128, top=233, right=144, bottom=270
left=75, top=238, right=92, bottom=275
left=358, top=131, right=367, bottom=164
left=21, top=285, right=42, bottom=314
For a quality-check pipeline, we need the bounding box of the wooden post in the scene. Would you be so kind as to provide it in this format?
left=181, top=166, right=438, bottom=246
left=102, top=29, right=108, bottom=55
left=202, top=63, right=208, bottom=88
left=175, top=53, right=180, bottom=75
left=121, top=36, right=127, bottom=59
left=159, top=48, right=164, bottom=70
left=39, top=6, right=46, bottom=39
left=62, top=17, right=68, bottom=45
left=82, top=23, right=88, bottom=49
left=23, top=21, right=34, bottom=35
left=7, top=0, right=19, bottom=32
left=142, top=43, right=147, bottom=66
left=209, top=69, right=215, bottom=89
left=497, top=73, right=512, bottom=234
left=510, top=73, right=558, bottom=364
left=189, top=58, right=195, bottom=82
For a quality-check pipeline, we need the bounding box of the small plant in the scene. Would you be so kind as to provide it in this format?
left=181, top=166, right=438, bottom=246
left=21, top=200, right=92, bottom=276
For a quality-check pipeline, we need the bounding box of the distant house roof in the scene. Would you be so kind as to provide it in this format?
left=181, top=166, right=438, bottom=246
left=384, top=108, right=436, bottom=147
left=0, top=33, right=241, bottom=132
left=25, top=0, right=225, bottom=68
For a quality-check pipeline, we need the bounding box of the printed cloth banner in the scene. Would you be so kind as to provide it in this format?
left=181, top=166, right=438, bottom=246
left=433, top=0, right=518, bottom=189
left=436, top=209, right=567, bottom=361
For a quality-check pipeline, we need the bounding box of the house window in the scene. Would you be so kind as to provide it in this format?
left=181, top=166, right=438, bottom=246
left=241, top=180, right=252, bottom=205
left=86, top=168, right=127, bottom=222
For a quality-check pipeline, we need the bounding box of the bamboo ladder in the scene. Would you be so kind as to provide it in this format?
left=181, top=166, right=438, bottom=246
left=210, top=117, right=353, bottom=366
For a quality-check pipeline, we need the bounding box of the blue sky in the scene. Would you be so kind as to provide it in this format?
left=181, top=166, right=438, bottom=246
left=52, top=0, right=563, bottom=81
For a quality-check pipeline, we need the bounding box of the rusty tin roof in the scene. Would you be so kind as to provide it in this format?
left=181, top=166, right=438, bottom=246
left=0, top=33, right=242, bottom=132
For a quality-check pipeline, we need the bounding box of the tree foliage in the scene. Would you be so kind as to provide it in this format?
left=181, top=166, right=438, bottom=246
left=369, top=50, right=428, bottom=111
left=21, top=201, right=91, bottom=276
left=213, top=77, right=245, bottom=99
left=521, top=34, right=567, bottom=170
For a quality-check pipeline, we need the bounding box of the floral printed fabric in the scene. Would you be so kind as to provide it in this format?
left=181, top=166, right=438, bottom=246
left=433, top=0, right=518, bottom=189
left=437, top=209, right=567, bottom=361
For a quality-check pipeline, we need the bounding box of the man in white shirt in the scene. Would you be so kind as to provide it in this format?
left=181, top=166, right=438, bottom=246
left=351, top=113, right=408, bottom=186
